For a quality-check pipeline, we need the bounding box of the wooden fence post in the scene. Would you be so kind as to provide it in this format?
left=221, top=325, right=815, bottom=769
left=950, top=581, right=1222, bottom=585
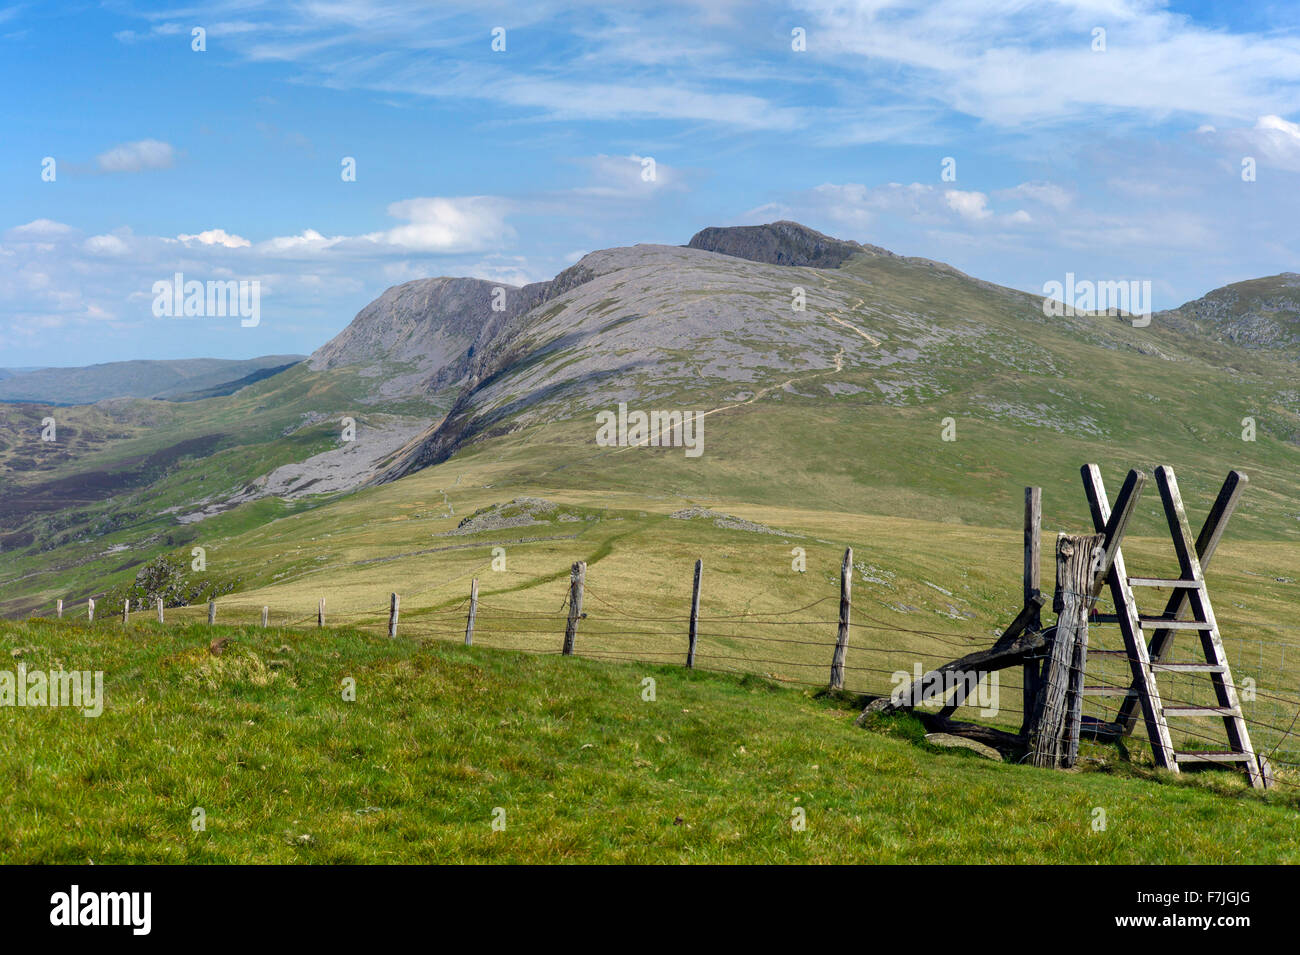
left=687, top=560, right=702, bottom=668
left=87, top=598, right=95, bottom=623
left=261, top=606, right=269, bottom=628
left=318, top=598, right=325, bottom=628
left=207, top=600, right=216, bottom=626
left=1028, top=533, right=1104, bottom=768
left=1020, top=487, right=1043, bottom=736
left=563, top=561, right=586, bottom=655
left=122, top=599, right=130, bottom=626
left=830, top=547, right=853, bottom=690
left=465, top=580, right=478, bottom=646
left=156, top=598, right=164, bottom=623
left=389, top=593, right=400, bottom=639
left=56, top=599, right=63, bottom=619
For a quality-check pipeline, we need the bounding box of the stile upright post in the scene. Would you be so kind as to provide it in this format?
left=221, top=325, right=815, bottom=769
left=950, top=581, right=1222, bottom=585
left=563, top=561, right=586, bottom=656
left=1020, top=487, right=1043, bottom=736
left=1029, top=533, right=1103, bottom=768
left=687, top=559, right=702, bottom=668
left=465, top=580, right=478, bottom=646
left=830, top=547, right=853, bottom=690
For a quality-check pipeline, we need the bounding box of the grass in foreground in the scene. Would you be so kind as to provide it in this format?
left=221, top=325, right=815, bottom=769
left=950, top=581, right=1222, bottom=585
left=1, top=618, right=1297, bottom=864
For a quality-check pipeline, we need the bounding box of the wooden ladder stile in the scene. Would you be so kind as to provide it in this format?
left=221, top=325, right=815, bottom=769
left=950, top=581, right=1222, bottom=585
left=1081, top=465, right=1179, bottom=773
left=1080, top=465, right=1263, bottom=789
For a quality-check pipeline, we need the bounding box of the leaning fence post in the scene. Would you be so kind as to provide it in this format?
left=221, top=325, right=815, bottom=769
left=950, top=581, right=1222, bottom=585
left=207, top=600, right=216, bottom=626
left=156, top=598, right=164, bottom=624
left=465, top=580, right=478, bottom=645
left=87, top=598, right=95, bottom=623
left=1020, top=487, right=1043, bottom=737
left=56, top=599, right=63, bottom=619
left=1028, top=532, right=1103, bottom=768
left=261, top=606, right=269, bottom=628
left=388, top=593, right=400, bottom=638
left=687, top=559, right=702, bottom=668
left=830, top=547, right=853, bottom=690
left=318, top=598, right=325, bottom=628
left=563, top=561, right=586, bottom=655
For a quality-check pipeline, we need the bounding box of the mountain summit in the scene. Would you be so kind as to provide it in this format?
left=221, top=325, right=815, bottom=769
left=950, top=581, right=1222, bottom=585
left=686, top=220, right=894, bottom=268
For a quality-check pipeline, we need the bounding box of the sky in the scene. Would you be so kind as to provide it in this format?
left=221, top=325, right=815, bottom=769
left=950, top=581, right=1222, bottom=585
left=3, top=0, right=1300, bottom=366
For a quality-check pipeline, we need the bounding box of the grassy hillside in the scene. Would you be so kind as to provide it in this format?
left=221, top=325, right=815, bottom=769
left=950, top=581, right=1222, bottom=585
left=0, top=355, right=305, bottom=405
left=2, top=617, right=1298, bottom=864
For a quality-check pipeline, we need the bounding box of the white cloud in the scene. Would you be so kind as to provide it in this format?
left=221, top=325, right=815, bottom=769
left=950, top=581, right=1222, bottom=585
left=6, top=219, right=76, bottom=238
left=944, top=189, right=992, bottom=221
left=366, top=196, right=515, bottom=253
left=995, top=181, right=1073, bottom=211
left=178, top=229, right=252, bottom=249
left=97, top=139, right=176, bottom=173
left=572, top=154, right=682, bottom=198
left=85, top=235, right=130, bottom=256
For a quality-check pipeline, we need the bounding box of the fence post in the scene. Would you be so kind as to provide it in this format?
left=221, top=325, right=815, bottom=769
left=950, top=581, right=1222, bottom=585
left=830, top=547, right=853, bottom=690
left=389, top=593, right=400, bottom=639
left=1020, top=487, right=1043, bottom=736
left=56, top=599, right=63, bottom=619
left=1028, top=533, right=1103, bottom=768
left=318, top=598, right=325, bottom=628
left=261, top=606, right=269, bottom=628
left=687, top=559, right=702, bottom=668
left=207, top=600, right=216, bottom=626
left=465, top=579, right=478, bottom=645
left=122, top=600, right=129, bottom=626
left=87, top=598, right=95, bottom=623
left=563, top=561, right=586, bottom=655
left=156, top=598, right=164, bottom=624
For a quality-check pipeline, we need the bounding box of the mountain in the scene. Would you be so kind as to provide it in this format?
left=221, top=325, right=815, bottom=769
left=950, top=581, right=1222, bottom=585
left=366, top=221, right=1299, bottom=483
left=2, top=221, right=1300, bottom=623
left=1155, top=272, right=1300, bottom=355
left=0, top=356, right=305, bottom=405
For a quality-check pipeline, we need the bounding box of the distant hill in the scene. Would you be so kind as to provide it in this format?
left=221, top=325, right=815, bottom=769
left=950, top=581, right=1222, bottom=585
left=1156, top=272, right=1300, bottom=356
left=0, top=356, right=305, bottom=405
left=3, top=220, right=1300, bottom=624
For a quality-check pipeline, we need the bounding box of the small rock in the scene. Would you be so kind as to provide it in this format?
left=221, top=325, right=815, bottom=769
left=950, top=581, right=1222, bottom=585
left=924, top=733, right=1003, bottom=761
left=209, top=637, right=233, bottom=656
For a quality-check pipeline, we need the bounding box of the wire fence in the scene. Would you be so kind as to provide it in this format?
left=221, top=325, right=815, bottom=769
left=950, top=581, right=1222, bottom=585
left=47, top=566, right=1300, bottom=792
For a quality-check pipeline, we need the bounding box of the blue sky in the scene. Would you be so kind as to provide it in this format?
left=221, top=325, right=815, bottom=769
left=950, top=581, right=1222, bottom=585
left=3, top=0, right=1300, bottom=366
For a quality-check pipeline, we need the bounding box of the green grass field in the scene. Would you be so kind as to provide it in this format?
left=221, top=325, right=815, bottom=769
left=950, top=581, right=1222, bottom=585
left=1, top=617, right=1298, bottom=864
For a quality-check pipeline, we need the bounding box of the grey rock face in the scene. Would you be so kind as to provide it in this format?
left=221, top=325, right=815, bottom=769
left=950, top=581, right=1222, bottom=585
left=309, top=277, right=506, bottom=376
left=686, top=220, right=893, bottom=268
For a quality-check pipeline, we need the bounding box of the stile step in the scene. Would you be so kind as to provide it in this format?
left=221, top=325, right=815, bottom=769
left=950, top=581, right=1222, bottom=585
left=1138, top=617, right=1212, bottom=630
left=1163, top=705, right=1240, bottom=718
left=1128, top=578, right=1203, bottom=588
left=1151, top=662, right=1225, bottom=674
left=1174, top=751, right=1253, bottom=763
left=1082, top=686, right=1132, bottom=697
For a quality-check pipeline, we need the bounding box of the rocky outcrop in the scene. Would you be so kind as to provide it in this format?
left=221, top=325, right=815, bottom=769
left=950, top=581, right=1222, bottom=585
left=686, top=220, right=893, bottom=269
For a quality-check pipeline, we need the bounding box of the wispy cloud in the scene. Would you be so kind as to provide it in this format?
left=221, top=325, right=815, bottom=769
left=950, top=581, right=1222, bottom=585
left=96, top=139, right=176, bottom=173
